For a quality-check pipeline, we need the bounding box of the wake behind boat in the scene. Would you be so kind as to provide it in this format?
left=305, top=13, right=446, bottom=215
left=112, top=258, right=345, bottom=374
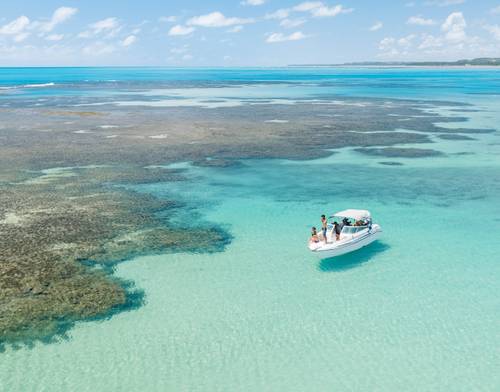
left=309, top=209, right=382, bottom=258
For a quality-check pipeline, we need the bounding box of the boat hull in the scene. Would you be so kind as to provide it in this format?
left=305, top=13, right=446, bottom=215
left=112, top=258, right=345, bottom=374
left=310, top=226, right=382, bottom=258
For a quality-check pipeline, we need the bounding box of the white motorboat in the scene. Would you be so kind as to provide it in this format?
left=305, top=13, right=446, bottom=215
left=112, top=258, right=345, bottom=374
left=308, top=209, right=382, bottom=258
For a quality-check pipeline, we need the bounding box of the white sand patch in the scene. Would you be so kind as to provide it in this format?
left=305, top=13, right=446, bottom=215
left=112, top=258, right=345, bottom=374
left=265, top=119, right=289, bottom=124
left=24, top=167, right=77, bottom=185
left=73, top=130, right=93, bottom=134
left=0, top=212, right=23, bottom=225
left=149, top=134, right=168, bottom=139
left=50, top=242, right=77, bottom=251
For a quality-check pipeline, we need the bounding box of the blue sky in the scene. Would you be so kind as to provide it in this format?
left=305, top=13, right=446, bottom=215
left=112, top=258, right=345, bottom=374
left=0, top=0, right=499, bottom=66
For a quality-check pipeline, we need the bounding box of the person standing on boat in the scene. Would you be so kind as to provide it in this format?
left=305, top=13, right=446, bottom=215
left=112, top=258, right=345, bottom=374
left=333, top=221, right=341, bottom=241
left=321, top=215, right=328, bottom=243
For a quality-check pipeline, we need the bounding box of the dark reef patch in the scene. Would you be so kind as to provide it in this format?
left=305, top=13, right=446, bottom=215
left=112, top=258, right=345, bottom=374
left=378, top=161, right=404, bottom=166
left=433, top=126, right=495, bottom=134
left=354, top=147, right=445, bottom=158
left=437, top=134, right=476, bottom=141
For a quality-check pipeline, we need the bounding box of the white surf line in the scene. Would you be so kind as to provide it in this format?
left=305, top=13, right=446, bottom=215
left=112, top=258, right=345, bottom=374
left=149, top=134, right=168, bottom=139
left=264, top=119, right=289, bottom=123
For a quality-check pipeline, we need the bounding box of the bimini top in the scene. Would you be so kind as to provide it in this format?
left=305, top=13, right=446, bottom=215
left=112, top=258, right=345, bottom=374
left=331, top=209, right=371, bottom=221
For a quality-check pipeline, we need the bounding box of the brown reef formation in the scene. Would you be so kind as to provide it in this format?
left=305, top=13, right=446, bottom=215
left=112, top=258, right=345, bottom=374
left=0, top=96, right=489, bottom=348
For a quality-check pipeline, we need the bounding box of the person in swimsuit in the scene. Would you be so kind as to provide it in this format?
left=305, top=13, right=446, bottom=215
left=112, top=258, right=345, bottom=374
left=321, top=215, right=328, bottom=243
left=332, top=221, right=341, bottom=241
left=310, top=227, right=320, bottom=243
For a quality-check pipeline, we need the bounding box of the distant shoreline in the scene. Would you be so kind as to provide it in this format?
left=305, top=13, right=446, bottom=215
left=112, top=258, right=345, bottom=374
left=289, top=58, right=500, bottom=68
left=288, top=65, right=500, bottom=69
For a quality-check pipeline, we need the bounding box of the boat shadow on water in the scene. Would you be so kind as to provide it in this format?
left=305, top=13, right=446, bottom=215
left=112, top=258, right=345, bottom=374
left=318, top=241, right=390, bottom=272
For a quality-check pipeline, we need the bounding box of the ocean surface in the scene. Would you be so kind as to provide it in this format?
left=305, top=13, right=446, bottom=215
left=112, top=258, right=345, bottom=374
left=1, top=67, right=499, bottom=391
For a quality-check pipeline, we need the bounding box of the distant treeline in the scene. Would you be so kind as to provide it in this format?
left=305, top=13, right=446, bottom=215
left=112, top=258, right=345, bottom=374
left=290, top=58, right=500, bottom=67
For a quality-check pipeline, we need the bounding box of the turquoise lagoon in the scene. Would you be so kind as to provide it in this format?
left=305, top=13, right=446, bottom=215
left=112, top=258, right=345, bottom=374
left=1, top=68, right=499, bottom=391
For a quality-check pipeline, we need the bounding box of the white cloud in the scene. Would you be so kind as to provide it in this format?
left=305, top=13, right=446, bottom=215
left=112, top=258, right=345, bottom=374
left=370, top=21, right=383, bottom=31
left=0, top=15, right=30, bottom=35
left=398, top=34, right=416, bottom=47
left=484, top=25, right=500, bottom=41
left=379, top=37, right=396, bottom=50
left=491, top=6, right=500, bottom=14
left=182, top=54, right=193, bottom=60
left=227, top=25, right=244, bottom=33
left=418, top=34, right=443, bottom=49
left=121, top=35, right=137, bottom=47
left=13, top=32, right=30, bottom=42
left=168, top=25, right=195, bottom=36
left=46, top=34, right=64, bottom=41
left=265, top=9, right=290, bottom=19
left=187, top=12, right=254, bottom=27
left=39, top=7, right=78, bottom=33
left=293, top=2, right=353, bottom=17
left=241, top=0, right=266, bottom=5
left=280, top=18, right=306, bottom=28
left=312, top=5, right=353, bottom=17
left=80, top=17, right=121, bottom=38
left=293, top=2, right=323, bottom=12
left=441, top=11, right=466, bottom=42
left=379, top=34, right=415, bottom=51
left=90, top=17, right=119, bottom=34
left=266, top=31, right=307, bottom=43
left=407, top=16, right=435, bottom=26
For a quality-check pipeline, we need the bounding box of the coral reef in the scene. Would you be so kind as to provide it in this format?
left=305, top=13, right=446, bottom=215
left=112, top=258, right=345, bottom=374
left=354, top=147, right=445, bottom=158
left=0, top=167, right=230, bottom=348
left=0, top=94, right=487, bottom=347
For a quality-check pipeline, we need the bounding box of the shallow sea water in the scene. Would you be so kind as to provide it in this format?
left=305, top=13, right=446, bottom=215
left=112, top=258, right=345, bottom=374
left=1, top=68, right=499, bottom=391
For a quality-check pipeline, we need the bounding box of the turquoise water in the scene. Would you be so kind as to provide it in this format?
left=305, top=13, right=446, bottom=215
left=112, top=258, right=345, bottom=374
left=1, top=68, right=500, bottom=391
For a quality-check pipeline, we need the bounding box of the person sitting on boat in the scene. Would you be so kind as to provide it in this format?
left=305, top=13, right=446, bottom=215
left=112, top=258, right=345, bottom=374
left=332, top=221, right=341, bottom=241
left=342, top=217, right=350, bottom=227
left=321, top=215, right=328, bottom=243
left=310, top=227, right=320, bottom=243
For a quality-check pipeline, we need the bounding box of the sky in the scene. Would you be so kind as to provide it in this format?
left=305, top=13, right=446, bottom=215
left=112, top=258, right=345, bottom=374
left=0, top=0, right=499, bottom=66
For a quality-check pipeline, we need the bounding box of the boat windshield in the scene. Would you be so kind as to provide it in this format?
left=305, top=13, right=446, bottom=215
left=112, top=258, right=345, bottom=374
left=341, top=226, right=368, bottom=235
